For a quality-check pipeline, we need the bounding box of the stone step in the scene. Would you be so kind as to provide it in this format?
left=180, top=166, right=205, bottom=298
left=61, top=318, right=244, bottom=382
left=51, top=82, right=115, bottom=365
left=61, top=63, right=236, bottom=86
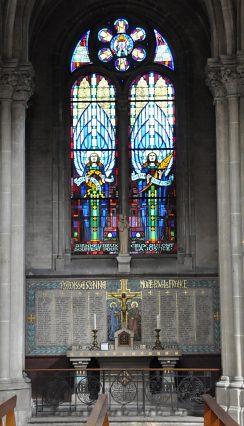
left=28, top=415, right=204, bottom=426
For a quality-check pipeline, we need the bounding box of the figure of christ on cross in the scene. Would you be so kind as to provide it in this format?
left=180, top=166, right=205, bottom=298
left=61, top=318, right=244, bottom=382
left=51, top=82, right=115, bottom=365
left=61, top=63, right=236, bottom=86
left=107, top=279, right=142, bottom=327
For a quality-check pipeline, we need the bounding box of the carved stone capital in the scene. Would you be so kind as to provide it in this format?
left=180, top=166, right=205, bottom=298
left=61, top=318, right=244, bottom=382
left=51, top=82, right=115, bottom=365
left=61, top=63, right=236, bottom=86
left=0, top=63, right=34, bottom=104
left=237, top=64, right=244, bottom=96
left=206, top=66, right=226, bottom=99
left=220, top=66, right=239, bottom=96
left=0, top=69, right=17, bottom=99
left=13, top=65, right=34, bottom=104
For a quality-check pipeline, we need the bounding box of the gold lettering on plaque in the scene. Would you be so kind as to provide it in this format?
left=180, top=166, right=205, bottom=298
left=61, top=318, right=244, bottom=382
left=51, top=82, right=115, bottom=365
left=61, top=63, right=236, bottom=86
left=140, top=279, right=187, bottom=289
left=60, top=280, right=107, bottom=290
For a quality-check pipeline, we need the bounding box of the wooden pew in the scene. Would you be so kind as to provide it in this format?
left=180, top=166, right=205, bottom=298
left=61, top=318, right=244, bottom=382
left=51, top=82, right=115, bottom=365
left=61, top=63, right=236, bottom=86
left=0, top=395, right=17, bottom=426
left=85, top=393, right=109, bottom=426
left=203, top=394, right=239, bottom=426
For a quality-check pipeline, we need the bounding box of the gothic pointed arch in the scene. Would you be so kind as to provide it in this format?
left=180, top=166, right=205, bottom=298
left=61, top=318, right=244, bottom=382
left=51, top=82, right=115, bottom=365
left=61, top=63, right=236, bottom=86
left=70, top=17, right=176, bottom=255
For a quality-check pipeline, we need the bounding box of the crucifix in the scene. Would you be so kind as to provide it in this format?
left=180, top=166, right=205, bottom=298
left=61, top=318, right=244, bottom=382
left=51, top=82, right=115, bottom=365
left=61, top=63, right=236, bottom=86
left=107, top=279, right=142, bottom=327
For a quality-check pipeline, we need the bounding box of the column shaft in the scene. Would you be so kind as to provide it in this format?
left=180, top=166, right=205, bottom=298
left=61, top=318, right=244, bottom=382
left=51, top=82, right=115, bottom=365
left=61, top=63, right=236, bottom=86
left=228, top=95, right=243, bottom=381
left=0, top=99, right=12, bottom=379
left=215, top=97, right=235, bottom=379
left=10, top=101, right=26, bottom=379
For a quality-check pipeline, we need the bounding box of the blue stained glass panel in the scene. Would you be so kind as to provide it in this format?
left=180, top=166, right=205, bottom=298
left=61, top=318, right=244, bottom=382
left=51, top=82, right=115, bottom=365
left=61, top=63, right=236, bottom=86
left=71, top=74, right=118, bottom=255
left=129, top=72, right=176, bottom=254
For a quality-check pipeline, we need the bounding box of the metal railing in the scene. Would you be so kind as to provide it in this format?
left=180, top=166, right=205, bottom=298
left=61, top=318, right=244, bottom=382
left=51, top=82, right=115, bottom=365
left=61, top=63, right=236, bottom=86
left=25, top=368, right=220, bottom=419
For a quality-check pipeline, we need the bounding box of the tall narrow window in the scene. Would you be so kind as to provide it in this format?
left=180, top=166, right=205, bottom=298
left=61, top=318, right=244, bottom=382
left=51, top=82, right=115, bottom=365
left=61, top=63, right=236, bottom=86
left=70, top=18, right=176, bottom=256
left=71, top=74, right=118, bottom=254
left=129, top=73, right=176, bottom=254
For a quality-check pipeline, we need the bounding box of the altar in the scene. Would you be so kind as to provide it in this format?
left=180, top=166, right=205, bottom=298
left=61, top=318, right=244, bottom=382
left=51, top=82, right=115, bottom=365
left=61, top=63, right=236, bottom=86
left=66, top=347, right=181, bottom=370
left=67, top=342, right=182, bottom=412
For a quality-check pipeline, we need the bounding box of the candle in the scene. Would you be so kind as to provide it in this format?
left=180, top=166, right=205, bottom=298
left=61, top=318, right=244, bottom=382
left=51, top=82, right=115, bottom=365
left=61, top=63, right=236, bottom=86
left=156, top=314, right=160, bottom=329
left=94, top=314, right=97, bottom=330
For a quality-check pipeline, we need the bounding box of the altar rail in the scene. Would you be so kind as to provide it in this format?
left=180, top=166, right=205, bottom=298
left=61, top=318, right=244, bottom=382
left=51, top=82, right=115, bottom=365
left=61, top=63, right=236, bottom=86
left=0, top=395, right=17, bottom=426
left=25, top=368, right=220, bottom=418
left=203, top=394, right=239, bottom=426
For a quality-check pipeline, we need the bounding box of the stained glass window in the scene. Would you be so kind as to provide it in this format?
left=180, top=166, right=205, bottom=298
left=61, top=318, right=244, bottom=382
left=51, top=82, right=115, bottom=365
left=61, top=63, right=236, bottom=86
left=129, top=72, right=176, bottom=254
left=71, top=31, right=91, bottom=72
left=97, top=18, right=147, bottom=72
left=70, top=19, right=176, bottom=256
left=154, top=29, right=174, bottom=69
left=71, top=74, right=118, bottom=254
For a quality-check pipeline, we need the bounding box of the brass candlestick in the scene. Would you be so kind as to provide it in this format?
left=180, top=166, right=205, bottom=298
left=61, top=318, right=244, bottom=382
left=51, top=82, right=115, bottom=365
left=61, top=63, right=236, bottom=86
left=90, top=329, right=99, bottom=350
left=152, top=328, right=164, bottom=350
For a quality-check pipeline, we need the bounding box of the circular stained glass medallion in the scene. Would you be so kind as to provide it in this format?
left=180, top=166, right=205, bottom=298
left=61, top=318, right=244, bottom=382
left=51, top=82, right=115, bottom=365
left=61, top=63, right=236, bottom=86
left=110, top=34, right=134, bottom=57
left=96, top=17, right=148, bottom=72
left=98, top=28, right=113, bottom=43
left=115, top=58, right=130, bottom=72
left=98, top=47, right=113, bottom=62
left=132, top=47, right=146, bottom=61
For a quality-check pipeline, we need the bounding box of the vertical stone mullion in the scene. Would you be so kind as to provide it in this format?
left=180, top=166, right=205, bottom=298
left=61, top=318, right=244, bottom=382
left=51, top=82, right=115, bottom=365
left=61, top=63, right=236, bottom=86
left=117, top=97, right=129, bottom=217
left=116, top=97, right=131, bottom=272
left=0, top=95, right=12, bottom=380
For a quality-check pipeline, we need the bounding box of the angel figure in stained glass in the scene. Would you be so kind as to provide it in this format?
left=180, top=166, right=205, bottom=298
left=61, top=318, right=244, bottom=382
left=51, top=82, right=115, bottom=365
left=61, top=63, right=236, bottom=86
left=131, top=100, right=174, bottom=244
left=137, top=151, right=173, bottom=241
left=73, top=100, right=116, bottom=245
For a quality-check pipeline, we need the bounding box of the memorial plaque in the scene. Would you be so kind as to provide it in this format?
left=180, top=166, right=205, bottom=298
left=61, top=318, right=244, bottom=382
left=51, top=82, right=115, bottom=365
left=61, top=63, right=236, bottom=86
left=90, top=290, right=107, bottom=342
left=26, top=277, right=220, bottom=355
left=160, top=291, right=177, bottom=342
left=72, top=292, right=89, bottom=344
left=55, top=294, right=71, bottom=345
left=141, top=290, right=158, bottom=344
left=195, top=289, right=214, bottom=344
left=36, top=292, right=54, bottom=345
left=178, top=292, right=195, bottom=344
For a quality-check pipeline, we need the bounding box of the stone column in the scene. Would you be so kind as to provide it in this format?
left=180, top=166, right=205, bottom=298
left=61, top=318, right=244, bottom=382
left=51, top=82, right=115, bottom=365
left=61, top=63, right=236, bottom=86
left=237, top=56, right=244, bottom=425
left=116, top=97, right=131, bottom=272
left=0, top=63, right=34, bottom=426
left=221, top=62, right=243, bottom=387
left=0, top=66, right=15, bottom=381
left=207, top=58, right=244, bottom=423
left=206, top=61, right=235, bottom=397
